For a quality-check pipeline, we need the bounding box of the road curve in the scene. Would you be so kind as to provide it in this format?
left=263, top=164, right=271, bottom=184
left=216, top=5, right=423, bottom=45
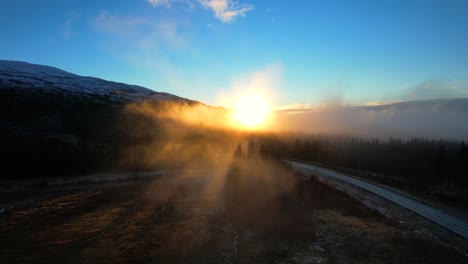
left=288, top=160, right=468, bottom=240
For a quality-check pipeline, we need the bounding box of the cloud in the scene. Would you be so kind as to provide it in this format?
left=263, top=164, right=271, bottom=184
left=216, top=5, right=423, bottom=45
left=146, top=0, right=174, bottom=7
left=91, top=11, right=194, bottom=93
left=270, top=98, right=468, bottom=140
left=270, top=78, right=468, bottom=139
left=91, top=11, right=190, bottom=70
left=207, top=23, right=216, bottom=30
left=62, top=11, right=81, bottom=40
left=92, top=11, right=189, bottom=49
left=275, top=103, right=314, bottom=111
left=92, top=11, right=150, bottom=37
left=198, top=0, right=254, bottom=23
left=145, top=0, right=254, bottom=23
left=401, top=80, right=468, bottom=101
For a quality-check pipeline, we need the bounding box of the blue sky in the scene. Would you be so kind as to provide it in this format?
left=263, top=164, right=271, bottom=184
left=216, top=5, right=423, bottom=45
left=1, top=0, right=468, bottom=107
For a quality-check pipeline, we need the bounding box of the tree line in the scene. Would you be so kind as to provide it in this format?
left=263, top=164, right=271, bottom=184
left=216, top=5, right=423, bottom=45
left=243, top=134, right=468, bottom=188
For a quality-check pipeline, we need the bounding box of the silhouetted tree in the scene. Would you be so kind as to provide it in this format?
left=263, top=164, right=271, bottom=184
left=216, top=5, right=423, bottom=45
left=234, top=144, right=243, bottom=159
left=248, top=138, right=255, bottom=158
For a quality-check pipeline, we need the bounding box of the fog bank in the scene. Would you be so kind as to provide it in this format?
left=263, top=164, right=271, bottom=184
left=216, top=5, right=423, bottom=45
left=270, top=98, right=468, bottom=140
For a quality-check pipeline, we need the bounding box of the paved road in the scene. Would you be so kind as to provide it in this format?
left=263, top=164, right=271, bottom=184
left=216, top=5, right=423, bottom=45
left=288, top=160, right=468, bottom=240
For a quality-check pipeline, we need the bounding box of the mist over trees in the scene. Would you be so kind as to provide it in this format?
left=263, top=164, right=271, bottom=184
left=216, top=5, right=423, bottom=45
left=2, top=84, right=467, bottom=196
left=0, top=89, right=239, bottom=179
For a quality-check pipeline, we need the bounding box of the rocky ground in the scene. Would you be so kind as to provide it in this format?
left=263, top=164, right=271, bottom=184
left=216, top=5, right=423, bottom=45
left=1, top=160, right=467, bottom=263
left=294, top=166, right=468, bottom=257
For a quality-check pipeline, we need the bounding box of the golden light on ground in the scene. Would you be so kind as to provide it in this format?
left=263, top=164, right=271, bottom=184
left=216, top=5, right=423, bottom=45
left=233, top=93, right=270, bottom=128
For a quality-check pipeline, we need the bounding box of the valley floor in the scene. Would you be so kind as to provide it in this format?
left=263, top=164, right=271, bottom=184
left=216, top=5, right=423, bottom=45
left=1, top=169, right=467, bottom=263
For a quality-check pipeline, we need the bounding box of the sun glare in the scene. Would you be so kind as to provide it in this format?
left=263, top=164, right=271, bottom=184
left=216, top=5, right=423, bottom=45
left=233, top=94, right=270, bottom=128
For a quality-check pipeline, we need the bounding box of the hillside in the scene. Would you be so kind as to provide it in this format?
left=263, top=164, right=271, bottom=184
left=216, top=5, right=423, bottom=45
left=0, top=60, right=185, bottom=102
left=0, top=60, right=198, bottom=139
left=0, top=60, right=230, bottom=178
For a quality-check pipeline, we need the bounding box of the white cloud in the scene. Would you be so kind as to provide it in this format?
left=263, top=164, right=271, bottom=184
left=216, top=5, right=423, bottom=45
left=146, top=0, right=173, bottom=8
left=145, top=0, right=254, bottom=23
left=198, top=0, right=254, bottom=23
left=207, top=23, right=216, bottom=30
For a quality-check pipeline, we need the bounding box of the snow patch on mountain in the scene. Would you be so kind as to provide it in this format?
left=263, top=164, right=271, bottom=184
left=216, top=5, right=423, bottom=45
left=0, top=60, right=186, bottom=102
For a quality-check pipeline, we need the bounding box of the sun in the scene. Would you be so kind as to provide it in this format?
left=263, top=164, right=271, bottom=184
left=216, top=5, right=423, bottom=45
left=233, top=94, right=270, bottom=128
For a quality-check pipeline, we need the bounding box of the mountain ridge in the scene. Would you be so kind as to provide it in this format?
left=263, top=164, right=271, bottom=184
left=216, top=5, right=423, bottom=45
left=0, top=60, right=189, bottom=103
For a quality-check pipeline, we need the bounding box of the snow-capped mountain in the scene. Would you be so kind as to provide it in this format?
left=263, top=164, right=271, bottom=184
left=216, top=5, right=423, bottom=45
left=0, top=60, right=186, bottom=102
left=0, top=60, right=219, bottom=178
left=0, top=60, right=204, bottom=144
